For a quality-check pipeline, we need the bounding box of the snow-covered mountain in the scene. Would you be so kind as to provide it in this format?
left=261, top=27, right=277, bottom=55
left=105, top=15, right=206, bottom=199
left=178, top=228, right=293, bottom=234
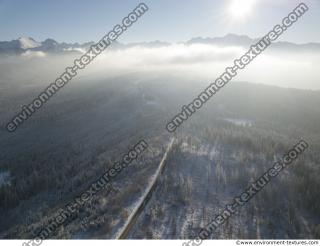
left=0, top=37, right=93, bottom=55
left=187, top=33, right=254, bottom=47
left=17, top=37, right=41, bottom=49
left=186, top=33, right=320, bottom=52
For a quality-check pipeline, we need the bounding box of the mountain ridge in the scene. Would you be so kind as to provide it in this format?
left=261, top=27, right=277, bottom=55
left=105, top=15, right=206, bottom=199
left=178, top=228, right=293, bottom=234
left=1, top=34, right=320, bottom=56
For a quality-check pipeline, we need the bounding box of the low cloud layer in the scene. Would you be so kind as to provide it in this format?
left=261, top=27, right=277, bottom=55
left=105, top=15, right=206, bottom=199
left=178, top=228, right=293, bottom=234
left=1, top=43, right=320, bottom=90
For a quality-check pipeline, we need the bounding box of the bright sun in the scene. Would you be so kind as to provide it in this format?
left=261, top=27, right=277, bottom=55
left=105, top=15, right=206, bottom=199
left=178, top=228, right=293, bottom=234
left=228, top=0, right=256, bottom=20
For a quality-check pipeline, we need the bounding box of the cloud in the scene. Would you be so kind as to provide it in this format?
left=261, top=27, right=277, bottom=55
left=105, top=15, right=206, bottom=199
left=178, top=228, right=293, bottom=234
left=63, top=47, right=86, bottom=54
left=89, top=44, right=245, bottom=71
left=84, top=43, right=320, bottom=90
left=5, top=42, right=320, bottom=90
left=21, top=50, right=46, bottom=58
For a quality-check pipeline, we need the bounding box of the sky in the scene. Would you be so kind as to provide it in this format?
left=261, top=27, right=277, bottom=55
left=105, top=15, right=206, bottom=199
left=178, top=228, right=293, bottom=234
left=0, top=0, right=319, bottom=44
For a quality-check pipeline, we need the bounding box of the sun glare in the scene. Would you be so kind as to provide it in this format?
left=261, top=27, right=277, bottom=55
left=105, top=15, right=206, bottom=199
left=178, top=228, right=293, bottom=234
left=228, top=0, right=256, bottom=21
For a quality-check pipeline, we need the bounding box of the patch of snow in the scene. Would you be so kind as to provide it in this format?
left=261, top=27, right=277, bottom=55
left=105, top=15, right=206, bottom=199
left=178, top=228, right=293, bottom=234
left=224, top=118, right=253, bottom=127
left=209, top=146, right=219, bottom=160
left=18, top=37, right=41, bottom=49
left=181, top=142, right=213, bottom=157
left=0, top=171, right=11, bottom=187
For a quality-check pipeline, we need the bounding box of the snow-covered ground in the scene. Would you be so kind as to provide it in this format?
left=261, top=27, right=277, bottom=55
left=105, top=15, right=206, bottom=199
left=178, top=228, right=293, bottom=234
left=224, top=118, right=253, bottom=127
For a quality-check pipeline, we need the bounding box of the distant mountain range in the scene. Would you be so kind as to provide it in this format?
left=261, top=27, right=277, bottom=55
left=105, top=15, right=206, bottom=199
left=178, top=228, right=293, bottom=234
left=187, top=34, right=320, bottom=52
left=1, top=34, right=319, bottom=56
left=0, top=37, right=95, bottom=55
